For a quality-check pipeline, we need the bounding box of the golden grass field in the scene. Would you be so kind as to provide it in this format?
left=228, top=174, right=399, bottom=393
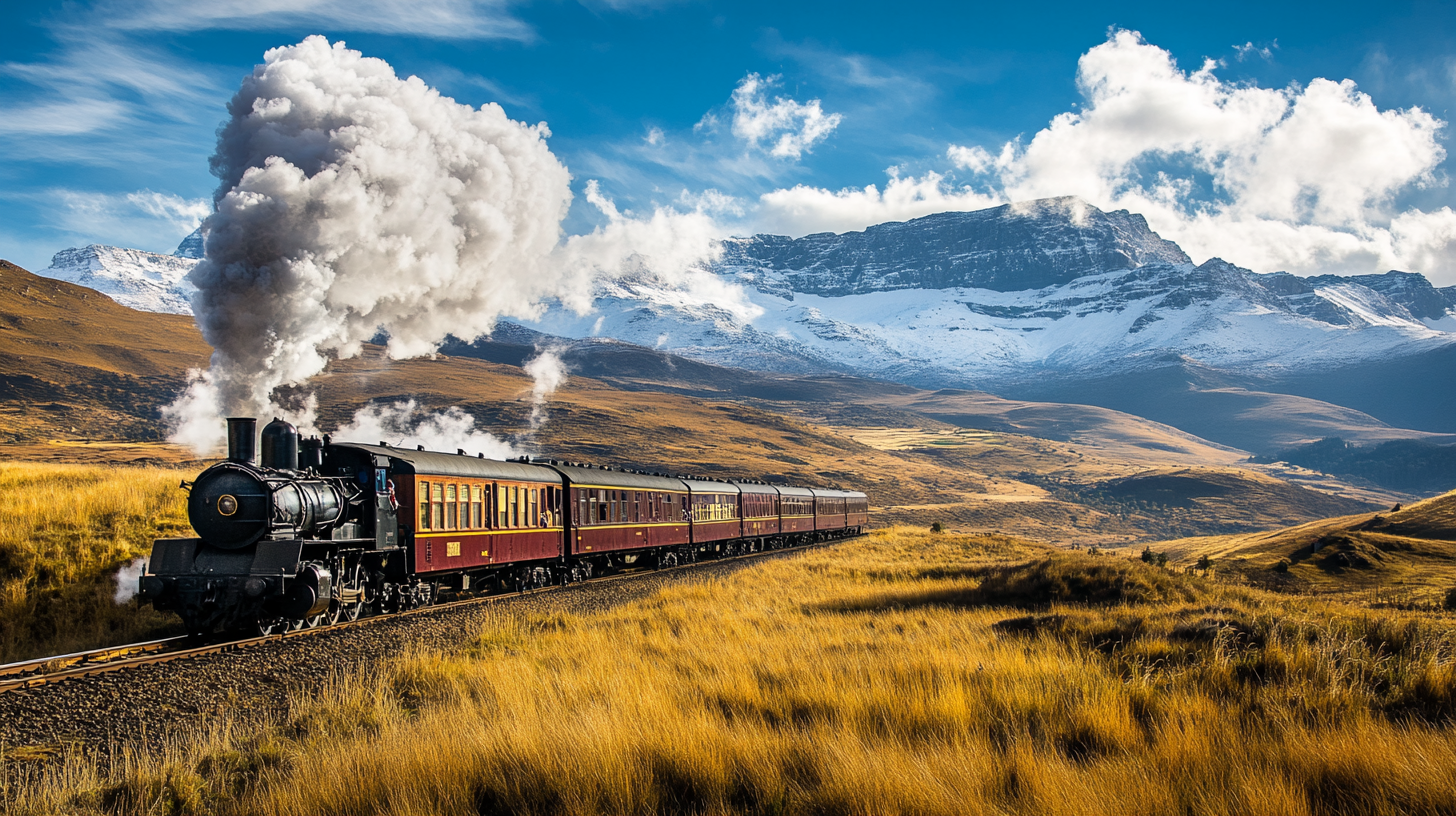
left=6, top=527, right=1455, bottom=815
left=0, top=462, right=191, bottom=662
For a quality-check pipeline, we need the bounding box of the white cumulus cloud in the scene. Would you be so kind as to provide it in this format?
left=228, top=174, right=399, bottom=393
left=756, top=170, right=1002, bottom=236
left=937, top=29, right=1453, bottom=281
left=729, top=72, right=842, bottom=160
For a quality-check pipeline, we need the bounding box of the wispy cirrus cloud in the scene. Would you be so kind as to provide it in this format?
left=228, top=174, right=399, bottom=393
left=94, top=0, right=534, bottom=41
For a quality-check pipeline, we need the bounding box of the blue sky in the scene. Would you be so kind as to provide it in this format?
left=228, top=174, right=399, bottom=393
left=2, top=0, right=1455, bottom=280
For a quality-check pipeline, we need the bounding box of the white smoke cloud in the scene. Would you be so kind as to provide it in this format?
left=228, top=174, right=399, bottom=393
left=332, top=400, right=517, bottom=459
left=934, top=29, right=1452, bottom=281
left=167, top=37, right=720, bottom=452
left=728, top=72, right=842, bottom=159
left=522, top=345, right=569, bottom=431
left=114, top=557, right=147, bottom=604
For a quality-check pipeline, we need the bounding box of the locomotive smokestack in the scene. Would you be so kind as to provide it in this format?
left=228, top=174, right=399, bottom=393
left=226, top=417, right=256, bottom=464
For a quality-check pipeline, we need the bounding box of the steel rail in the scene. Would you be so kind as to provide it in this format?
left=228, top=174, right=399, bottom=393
left=0, top=535, right=856, bottom=694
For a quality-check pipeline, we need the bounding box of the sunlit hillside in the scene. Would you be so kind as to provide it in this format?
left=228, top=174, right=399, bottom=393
left=1149, top=490, right=1456, bottom=605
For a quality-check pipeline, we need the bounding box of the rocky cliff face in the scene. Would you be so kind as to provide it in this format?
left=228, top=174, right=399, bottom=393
left=717, top=197, right=1191, bottom=296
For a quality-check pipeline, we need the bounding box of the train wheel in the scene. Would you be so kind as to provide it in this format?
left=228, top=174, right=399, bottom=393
left=253, top=616, right=283, bottom=636
left=304, top=612, right=326, bottom=628
left=342, top=599, right=364, bottom=622
left=325, top=600, right=344, bottom=626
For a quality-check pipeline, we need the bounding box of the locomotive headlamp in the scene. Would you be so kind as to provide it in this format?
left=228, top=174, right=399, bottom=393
left=217, top=494, right=239, bottom=516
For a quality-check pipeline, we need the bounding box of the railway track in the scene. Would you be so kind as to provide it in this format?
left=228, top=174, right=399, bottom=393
left=0, top=537, right=852, bottom=696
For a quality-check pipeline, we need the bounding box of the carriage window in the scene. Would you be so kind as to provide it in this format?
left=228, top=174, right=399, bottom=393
left=445, top=484, right=458, bottom=530
left=419, top=481, right=431, bottom=530
left=472, top=485, right=483, bottom=529
left=530, top=488, right=540, bottom=527
left=431, top=483, right=445, bottom=530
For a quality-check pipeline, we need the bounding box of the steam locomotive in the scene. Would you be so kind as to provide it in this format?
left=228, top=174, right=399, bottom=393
left=138, top=417, right=869, bottom=635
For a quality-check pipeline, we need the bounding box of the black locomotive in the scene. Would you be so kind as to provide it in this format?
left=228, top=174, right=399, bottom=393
left=140, top=417, right=868, bottom=635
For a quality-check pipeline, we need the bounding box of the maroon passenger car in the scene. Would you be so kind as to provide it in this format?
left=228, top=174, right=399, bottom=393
left=734, top=481, right=781, bottom=538
left=683, top=478, right=742, bottom=543
left=549, top=463, right=690, bottom=562
left=364, top=446, right=564, bottom=579
left=776, top=485, right=816, bottom=535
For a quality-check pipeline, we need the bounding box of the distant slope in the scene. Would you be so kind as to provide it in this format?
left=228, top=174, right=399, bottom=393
left=0, top=260, right=1395, bottom=544
left=1253, top=437, right=1456, bottom=494
left=0, top=261, right=210, bottom=441
left=1013, top=361, right=1456, bottom=453
left=1154, top=490, right=1456, bottom=603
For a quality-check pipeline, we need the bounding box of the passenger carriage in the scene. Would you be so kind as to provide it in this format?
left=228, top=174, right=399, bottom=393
left=546, top=463, right=691, bottom=564
left=683, top=478, right=742, bottom=544
left=776, top=484, right=816, bottom=536
left=734, top=481, right=781, bottom=538
left=345, top=444, right=564, bottom=582
left=811, top=487, right=849, bottom=533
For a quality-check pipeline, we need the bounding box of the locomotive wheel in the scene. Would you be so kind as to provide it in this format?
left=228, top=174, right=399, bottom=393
left=287, top=617, right=305, bottom=632
left=304, top=612, right=327, bottom=628
left=325, top=600, right=344, bottom=626
left=253, top=616, right=283, bottom=636
left=342, top=599, right=364, bottom=622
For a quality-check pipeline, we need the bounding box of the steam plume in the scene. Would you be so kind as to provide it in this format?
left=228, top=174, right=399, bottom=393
left=332, top=401, right=516, bottom=458
left=114, top=557, right=146, bottom=604
left=167, top=36, right=720, bottom=451
left=523, top=345, right=569, bottom=431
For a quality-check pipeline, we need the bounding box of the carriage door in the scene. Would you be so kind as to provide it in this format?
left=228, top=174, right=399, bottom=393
left=372, top=455, right=398, bottom=549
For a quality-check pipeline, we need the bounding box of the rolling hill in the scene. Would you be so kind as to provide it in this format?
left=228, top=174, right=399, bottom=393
left=1151, top=490, right=1456, bottom=603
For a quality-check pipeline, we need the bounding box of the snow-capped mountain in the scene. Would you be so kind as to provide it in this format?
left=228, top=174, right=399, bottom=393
left=520, top=198, right=1456, bottom=392
left=32, top=203, right=1456, bottom=402
left=39, top=230, right=202, bottom=314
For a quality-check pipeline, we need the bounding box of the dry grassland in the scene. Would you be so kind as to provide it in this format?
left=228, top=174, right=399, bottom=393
left=7, top=528, right=1456, bottom=815
left=0, top=462, right=191, bottom=662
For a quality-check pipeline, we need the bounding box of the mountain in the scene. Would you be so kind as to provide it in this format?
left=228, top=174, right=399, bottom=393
left=39, top=240, right=198, bottom=314
left=0, top=260, right=211, bottom=442
left=517, top=197, right=1456, bottom=447
left=173, top=227, right=205, bottom=260
left=718, top=197, right=1191, bottom=295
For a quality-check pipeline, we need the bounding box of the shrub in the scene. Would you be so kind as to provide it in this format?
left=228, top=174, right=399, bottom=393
left=929, top=521, right=944, bottom=534
left=1273, top=560, right=1290, bottom=574
left=1445, top=586, right=1456, bottom=611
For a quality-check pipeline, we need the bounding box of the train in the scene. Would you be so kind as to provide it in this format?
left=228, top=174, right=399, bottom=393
left=138, top=417, right=869, bottom=635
